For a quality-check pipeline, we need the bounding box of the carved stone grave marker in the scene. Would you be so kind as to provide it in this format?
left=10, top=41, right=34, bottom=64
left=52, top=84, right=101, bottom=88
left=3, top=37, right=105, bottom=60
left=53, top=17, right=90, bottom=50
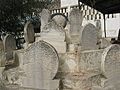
left=3, top=34, right=16, bottom=52
left=80, top=23, right=99, bottom=50
left=41, top=9, right=51, bottom=31
left=24, top=21, right=35, bottom=44
left=22, top=41, right=59, bottom=89
left=69, top=8, right=83, bottom=35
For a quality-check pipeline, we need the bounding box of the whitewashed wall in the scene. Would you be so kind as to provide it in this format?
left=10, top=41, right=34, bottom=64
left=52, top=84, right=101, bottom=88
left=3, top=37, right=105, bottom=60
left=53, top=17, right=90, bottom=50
left=61, top=0, right=78, bottom=7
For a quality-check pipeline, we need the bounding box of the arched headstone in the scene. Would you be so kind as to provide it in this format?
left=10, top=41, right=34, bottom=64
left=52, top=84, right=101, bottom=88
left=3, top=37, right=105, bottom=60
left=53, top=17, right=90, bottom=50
left=51, top=13, right=68, bottom=28
left=80, top=23, right=99, bottom=50
left=3, top=34, right=16, bottom=52
left=22, top=41, right=59, bottom=89
left=101, top=44, right=120, bottom=78
left=69, top=8, right=83, bottom=35
left=41, top=9, right=51, bottom=31
left=24, top=21, right=35, bottom=43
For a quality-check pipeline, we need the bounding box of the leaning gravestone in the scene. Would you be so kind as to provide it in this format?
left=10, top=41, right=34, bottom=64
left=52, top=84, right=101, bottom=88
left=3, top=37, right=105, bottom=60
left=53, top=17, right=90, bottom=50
left=80, top=23, right=99, bottom=50
left=3, top=34, right=16, bottom=52
left=41, top=9, right=51, bottom=32
left=69, top=8, right=83, bottom=35
left=21, top=41, right=59, bottom=89
left=24, top=21, right=35, bottom=44
left=51, top=13, right=68, bottom=28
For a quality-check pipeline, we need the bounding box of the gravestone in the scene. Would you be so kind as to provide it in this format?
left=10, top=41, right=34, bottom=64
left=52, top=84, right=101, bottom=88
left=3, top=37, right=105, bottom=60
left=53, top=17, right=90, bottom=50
left=3, top=34, right=16, bottom=66
left=40, top=20, right=66, bottom=53
left=21, top=41, right=59, bottom=89
left=41, top=9, right=51, bottom=32
left=3, top=34, right=16, bottom=52
left=24, top=21, right=35, bottom=44
left=79, top=44, right=120, bottom=89
left=69, top=8, right=83, bottom=35
left=51, top=13, right=68, bottom=28
left=80, top=23, right=99, bottom=50
left=101, top=44, right=120, bottom=78
left=79, top=44, right=120, bottom=77
left=69, top=8, right=83, bottom=44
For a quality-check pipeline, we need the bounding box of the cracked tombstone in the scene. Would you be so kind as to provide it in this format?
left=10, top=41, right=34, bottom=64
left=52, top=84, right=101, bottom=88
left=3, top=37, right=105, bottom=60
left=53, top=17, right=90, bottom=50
left=21, top=41, right=59, bottom=90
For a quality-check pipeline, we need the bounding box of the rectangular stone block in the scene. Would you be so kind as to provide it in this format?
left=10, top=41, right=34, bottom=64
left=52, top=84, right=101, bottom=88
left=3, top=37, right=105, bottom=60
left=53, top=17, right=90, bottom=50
left=79, top=49, right=103, bottom=75
left=41, top=39, right=66, bottom=53
left=92, top=86, right=115, bottom=90
left=21, top=80, right=59, bottom=90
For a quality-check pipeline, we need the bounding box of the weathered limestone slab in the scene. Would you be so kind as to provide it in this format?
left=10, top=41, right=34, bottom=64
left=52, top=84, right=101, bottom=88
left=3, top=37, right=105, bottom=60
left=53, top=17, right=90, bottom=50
left=6, top=83, right=59, bottom=90
left=101, top=44, right=120, bottom=78
left=79, top=44, right=120, bottom=89
left=40, top=20, right=66, bottom=53
left=69, top=8, right=83, bottom=44
left=80, top=44, right=120, bottom=77
left=61, top=74, right=93, bottom=90
left=21, top=41, right=59, bottom=89
left=24, top=21, right=35, bottom=44
left=92, top=86, right=115, bottom=90
left=2, top=34, right=16, bottom=67
left=51, top=13, right=68, bottom=28
left=69, top=8, right=83, bottom=35
left=21, top=80, right=59, bottom=90
left=23, top=41, right=59, bottom=79
left=3, top=34, right=16, bottom=52
left=41, top=9, right=51, bottom=31
left=80, top=23, right=99, bottom=50
left=79, top=49, right=103, bottom=76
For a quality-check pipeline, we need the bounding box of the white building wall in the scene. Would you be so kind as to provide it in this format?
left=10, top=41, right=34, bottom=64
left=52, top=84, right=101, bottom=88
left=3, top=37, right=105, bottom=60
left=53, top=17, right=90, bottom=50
left=105, top=14, right=120, bottom=37
left=61, top=0, right=78, bottom=7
